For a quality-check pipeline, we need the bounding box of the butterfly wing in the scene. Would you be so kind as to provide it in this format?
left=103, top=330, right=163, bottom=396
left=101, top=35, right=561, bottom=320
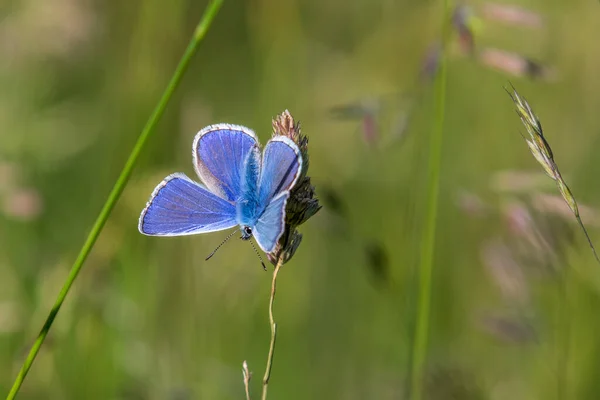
left=251, top=137, right=302, bottom=252
left=258, top=136, right=303, bottom=206
left=193, top=124, right=259, bottom=202
left=253, top=192, right=289, bottom=253
left=139, top=173, right=237, bottom=236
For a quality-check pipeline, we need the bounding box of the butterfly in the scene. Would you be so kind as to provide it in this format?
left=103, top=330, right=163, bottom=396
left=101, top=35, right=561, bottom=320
left=138, top=124, right=303, bottom=260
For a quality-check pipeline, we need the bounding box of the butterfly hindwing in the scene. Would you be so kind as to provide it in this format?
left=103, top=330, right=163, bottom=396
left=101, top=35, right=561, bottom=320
left=193, top=124, right=258, bottom=202
left=253, top=191, right=289, bottom=253
left=139, top=173, right=237, bottom=236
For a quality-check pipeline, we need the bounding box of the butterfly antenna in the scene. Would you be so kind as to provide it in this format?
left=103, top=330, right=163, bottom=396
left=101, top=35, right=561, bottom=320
left=249, top=240, right=267, bottom=271
left=205, top=230, right=238, bottom=261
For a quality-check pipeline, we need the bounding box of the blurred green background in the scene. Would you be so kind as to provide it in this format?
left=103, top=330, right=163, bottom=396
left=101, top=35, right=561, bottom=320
left=2, top=0, right=600, bottom=398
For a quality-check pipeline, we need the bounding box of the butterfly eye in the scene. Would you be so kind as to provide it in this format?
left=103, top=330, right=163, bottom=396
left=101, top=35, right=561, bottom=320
left=240, top=226, right=253, bottom=240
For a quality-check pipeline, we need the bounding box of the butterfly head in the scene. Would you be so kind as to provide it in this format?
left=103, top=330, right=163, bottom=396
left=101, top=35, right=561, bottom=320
left=240, top=225, right=253, bottom=240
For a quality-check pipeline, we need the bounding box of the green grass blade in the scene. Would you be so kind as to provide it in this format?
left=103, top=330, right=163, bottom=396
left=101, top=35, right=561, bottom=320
left=6, top=1, right=224, bottom=398
left=409, top=3, right=448, bottom=399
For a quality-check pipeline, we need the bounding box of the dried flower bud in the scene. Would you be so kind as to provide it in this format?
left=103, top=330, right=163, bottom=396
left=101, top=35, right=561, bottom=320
left=267, top=230, right=302, bottom=266
left=268, top=110, right=321, bottom=265
left=329, top=98, right=381, bottom=147
left=452, top=4, right=476, bottom=54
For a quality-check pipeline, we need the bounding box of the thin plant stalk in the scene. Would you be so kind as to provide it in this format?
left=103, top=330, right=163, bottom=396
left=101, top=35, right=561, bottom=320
left=6, top=1, right=224, bottom=398
left=242, top=360, right=252, bottom=400
left=261, top=258, right=284, bottom=400
left=409, top=3, right=449, bottom=399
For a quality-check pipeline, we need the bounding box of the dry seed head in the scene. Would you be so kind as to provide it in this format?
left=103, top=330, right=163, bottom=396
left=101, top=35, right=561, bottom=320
left=509, top=88, right=552, bottom=159
left=556, top=178, right=579, bottom=216
left=508, top=85, right=600, bottom=264
left=525, top=139, right=555, bottom=179
left=268, top=110, right=321, bottom=265
left=507, top=86, right=557, bottom=180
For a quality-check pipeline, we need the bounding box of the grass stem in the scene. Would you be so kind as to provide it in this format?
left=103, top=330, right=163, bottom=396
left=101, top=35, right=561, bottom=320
left=5, top=1, right=224, bottom=398
left=408, top=2, right=448, bottom=399
left=261, top=259, right=284, bottom=400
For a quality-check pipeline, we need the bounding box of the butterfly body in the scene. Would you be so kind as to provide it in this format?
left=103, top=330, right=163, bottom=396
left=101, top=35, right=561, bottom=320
left=139, top=124, right=302, bottom=254
left=237, top=146, right=262, bottom=227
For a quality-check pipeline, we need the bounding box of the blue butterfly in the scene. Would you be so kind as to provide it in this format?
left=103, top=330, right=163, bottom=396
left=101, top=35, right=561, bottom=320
left=138, top=124, right=303, bottom=256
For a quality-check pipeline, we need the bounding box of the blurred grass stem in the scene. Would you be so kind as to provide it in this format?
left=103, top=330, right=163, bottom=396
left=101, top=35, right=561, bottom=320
left=261, top=258, right=283, bottom=400
left=6, top=1, right=224, bottom=398
left=557, top=267, right=570, bottom=400
left=409, top=2, right=449, bottom=399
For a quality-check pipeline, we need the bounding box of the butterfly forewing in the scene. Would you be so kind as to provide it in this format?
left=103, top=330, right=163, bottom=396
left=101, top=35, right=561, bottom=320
left=193, top=124, right=258, bottom=202
left=258, top=136, right=302, bottom=206
left=139, top=173, right=237, bottom=236
left=248, top=137, right=303, bottom=252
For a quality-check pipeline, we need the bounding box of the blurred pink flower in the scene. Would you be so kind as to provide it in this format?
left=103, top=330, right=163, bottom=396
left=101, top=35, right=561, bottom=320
left=481, top=3, right=544, bottom=29
left=481, top=239, right=529, bottom=304
left=532, top=192, right=600, bottom=227
left=0, top=0, right=96, bottom=63
left=478, top=48, right=556, bottom=81
left=3, top=187, right=43, bottom=220
left=456, top=190, right=487, bottom=217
